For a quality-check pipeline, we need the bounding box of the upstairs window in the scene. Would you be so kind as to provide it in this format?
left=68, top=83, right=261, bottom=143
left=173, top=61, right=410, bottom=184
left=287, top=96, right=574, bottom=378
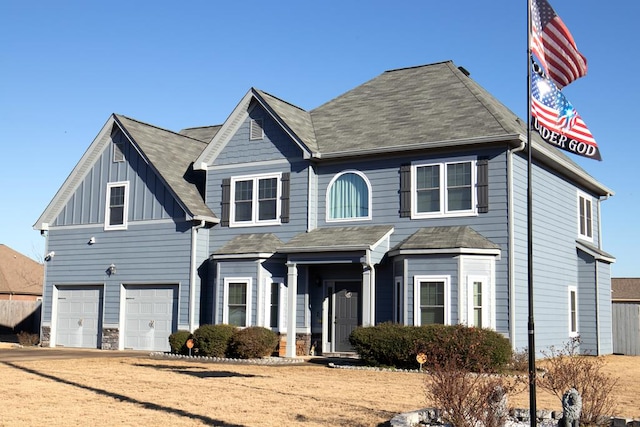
left=105, top=181, right=129, bottom=230
left=229, top=173, right=281, bottom=227
left=578, top=191, right=593, bottom=241
left=327, top=171, right=371, bottom=222
left=411, top=159, right=476, bottom=218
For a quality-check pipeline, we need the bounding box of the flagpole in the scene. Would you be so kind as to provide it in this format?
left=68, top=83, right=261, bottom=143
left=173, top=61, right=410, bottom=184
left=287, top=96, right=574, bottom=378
left=526, top=0, right=538, bottom=424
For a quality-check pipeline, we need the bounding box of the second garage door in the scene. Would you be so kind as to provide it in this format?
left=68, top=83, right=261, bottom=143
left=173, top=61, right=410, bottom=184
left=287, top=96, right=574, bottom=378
left=124, top=285, right=178, bottom=351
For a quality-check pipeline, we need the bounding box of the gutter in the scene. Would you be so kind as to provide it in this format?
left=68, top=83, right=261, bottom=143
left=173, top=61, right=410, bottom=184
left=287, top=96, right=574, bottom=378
left=508, top=137, right=527, bottom=348
left=189, top=220, right=206, bottom=332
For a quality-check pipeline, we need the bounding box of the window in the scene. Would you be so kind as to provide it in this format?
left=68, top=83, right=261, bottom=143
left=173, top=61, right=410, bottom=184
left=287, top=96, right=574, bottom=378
left=393, top=276, right=403, bottom=324
left=414, top=275, right=450, bottom=326
left=578, top=192, right=593, bottom=240
left=224, top=278, right=251, bottom=327
left=265, top=277, right=284, bottom=329
left=229, top=173, right=281, bottom=226
left=569, top=286, right=578, bottom=337
left=105, top=182, right=129, bottom=230
left=327, top=171, right=371, bottom=221
left=411, top=159, right=476, bottom=218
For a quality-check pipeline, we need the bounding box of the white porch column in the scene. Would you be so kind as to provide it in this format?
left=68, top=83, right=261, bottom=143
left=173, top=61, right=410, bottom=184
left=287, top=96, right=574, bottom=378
left=362, top=264, right=375, bottom=326
left=286, top=262, right=298, bottom=358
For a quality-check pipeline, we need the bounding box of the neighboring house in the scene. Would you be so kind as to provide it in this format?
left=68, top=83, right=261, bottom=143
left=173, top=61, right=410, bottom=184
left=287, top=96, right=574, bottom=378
left=35, top=61, right=615, bottom=356
left=611, top=278, right=640, bottom=355
left=0, top=244, right=43, bottom=333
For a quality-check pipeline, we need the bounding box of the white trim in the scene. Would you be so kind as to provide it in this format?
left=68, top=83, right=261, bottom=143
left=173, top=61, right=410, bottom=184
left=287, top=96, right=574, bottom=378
left=410, top=157, right=477, bottom=219
left=568, top=285, right=579, bottom=337
left=413, top=275, right=451, bottom=326
left=208, top=158, right=292, bottom=171
left=577, top=190, right=594, bottom=242
left=104, top=181, right=129, bottom=231
left=222, top=277, right=252, bottom=327
left=466, top=275, right=491, bottom=328
left=325, top=170, right=372, bottom=223
left=229, top=172, right=282, bottom=227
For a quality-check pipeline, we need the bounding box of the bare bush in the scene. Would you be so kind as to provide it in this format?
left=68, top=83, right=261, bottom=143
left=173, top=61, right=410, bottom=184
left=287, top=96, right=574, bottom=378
left=17, top=331, right=39, bottom=346
left=538, top=337, right=618, bottom=425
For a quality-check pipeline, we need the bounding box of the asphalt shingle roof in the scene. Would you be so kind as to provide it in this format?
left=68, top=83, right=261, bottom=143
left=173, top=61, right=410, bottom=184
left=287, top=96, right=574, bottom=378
left=214, top=233, right=283, bottom=256
left=278, top=225, right=394, bottom=253
left=179, top=125, right=222, bottom=143
left=612, top=278, right=640, bottom=302
left=392, top=226, right=500, bottom=251
left=115, top=115, right=216, bottom=221
left=0, top=245, right=43, bottom=296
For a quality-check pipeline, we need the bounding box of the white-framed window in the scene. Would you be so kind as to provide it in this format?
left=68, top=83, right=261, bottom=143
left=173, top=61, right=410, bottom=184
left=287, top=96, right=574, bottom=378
left=223, top=277, right=252, bottom=327
left=466, top=275, right=491, bottom=328
left=393, top=276, right=403, bottom=324
left=568, top=286, right=578, bottom=337
left=577, top=191, right=593, bottom=241
left=326, top=170, right=372, bottom=222
left=264, top=277, right=285, bottom=331
left=104, top=181, right=129, bottom=230
left=230, top=172, right=282, bottom=227
left=414, top=275, right=450, bottom=325
left=411, top=158, right=476, bottom=218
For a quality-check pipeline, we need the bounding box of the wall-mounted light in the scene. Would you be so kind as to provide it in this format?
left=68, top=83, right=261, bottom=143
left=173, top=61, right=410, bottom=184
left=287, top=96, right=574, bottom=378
left=44, top=251, right=55, bottom=262
left=107, top=263, right=116, bottom=275
left=88, top=237, right=96, bottom=245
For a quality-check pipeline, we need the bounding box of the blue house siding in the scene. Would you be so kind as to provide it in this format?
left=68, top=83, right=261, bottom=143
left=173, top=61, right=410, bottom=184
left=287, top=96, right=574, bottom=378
left=597, top=261, right=612, bottom=354
left=54, top=129, right=184, bottom=226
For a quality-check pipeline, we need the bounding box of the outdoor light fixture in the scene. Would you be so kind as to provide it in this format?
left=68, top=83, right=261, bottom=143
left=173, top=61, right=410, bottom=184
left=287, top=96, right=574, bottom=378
left=108, top=263, right=116, bottom=275
left=88, top=237, right=96, bottom=245
left=44, top=251, right=55, bottom=262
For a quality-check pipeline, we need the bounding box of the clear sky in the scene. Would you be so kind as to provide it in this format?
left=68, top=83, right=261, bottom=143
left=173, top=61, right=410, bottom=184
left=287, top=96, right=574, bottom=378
left=1, top=1, right=637, bottom=276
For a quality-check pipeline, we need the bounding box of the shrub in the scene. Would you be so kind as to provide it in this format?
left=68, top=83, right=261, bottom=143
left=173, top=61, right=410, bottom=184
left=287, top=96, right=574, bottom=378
left=193, top=324, right=237, bottom=357
left=538, top=337, right=618, bottom=425
left=349, top=323, right=512, bottom=372
left=228, top=326, right=278, bottom=359
left=168, top=330, right=192, bottom=354
left=17, top=331, right=39, bottom=346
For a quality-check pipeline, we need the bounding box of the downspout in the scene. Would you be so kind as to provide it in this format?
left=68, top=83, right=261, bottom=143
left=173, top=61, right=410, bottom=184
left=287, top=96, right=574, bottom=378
left=189, top=220, right=206, bottom=332
left=508, top=139, right=527, bottom=348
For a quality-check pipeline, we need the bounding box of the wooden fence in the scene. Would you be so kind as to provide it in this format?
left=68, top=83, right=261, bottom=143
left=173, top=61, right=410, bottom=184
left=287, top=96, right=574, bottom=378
left=613, top=303, right=640, bottom=356
left=0, top=300, right=41, bottom=333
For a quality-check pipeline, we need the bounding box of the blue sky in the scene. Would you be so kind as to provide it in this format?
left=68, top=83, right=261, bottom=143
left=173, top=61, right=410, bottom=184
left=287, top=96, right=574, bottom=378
left=1, top=1, right=637, bottom=276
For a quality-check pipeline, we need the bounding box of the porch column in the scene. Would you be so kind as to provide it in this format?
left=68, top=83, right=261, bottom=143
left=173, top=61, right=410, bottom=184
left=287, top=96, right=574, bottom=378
left=286, top=262, right=298, bottom=358
left=361, top=264, right=375, bottom=326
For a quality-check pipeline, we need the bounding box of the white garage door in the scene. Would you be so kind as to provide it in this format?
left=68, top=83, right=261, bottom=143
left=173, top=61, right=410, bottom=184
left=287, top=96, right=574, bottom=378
left=124, top=285, right=178, bottom=351
left=56, top=286, right=103, bottom=348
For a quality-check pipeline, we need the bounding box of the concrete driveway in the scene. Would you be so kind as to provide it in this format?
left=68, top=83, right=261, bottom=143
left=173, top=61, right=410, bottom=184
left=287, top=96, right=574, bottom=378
left=0, top=342, right=149, bottom=361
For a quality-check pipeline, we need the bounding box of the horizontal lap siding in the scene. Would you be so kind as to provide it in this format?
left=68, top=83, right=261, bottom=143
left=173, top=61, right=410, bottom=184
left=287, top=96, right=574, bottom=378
left=597, top=261, right=612, bottom=354
left=43, top=221, right=192, bottom=325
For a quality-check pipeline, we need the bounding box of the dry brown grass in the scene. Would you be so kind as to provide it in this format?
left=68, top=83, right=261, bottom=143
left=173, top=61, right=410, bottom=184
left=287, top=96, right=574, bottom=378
left=0, top=355, right=637, bottom=426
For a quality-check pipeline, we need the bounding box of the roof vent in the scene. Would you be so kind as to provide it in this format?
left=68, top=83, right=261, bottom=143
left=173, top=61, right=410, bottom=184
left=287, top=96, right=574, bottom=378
left=458, top=66, right=470, bottom=77
left=250, top=119, right=264, bottom=140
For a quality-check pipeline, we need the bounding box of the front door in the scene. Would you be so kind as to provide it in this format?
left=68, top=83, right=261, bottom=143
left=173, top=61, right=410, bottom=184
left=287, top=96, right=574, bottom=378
left=334, top=281, right=360, bottom=352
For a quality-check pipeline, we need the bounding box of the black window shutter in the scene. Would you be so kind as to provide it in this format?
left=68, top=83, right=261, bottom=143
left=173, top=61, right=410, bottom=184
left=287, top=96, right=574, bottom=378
left=399, top=164, right=411, bottom=218
left=221, top=178, right=231, bottom=226
left=477, top=158, right=489, bottom=213
left=280, top=172, right=290, bottom=223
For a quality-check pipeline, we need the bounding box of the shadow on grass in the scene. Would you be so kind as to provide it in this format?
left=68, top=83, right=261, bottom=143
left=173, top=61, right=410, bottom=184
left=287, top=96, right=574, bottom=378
left=133, top=363, right=265, bottom=379
left=2, top=361, right=247, bottom=427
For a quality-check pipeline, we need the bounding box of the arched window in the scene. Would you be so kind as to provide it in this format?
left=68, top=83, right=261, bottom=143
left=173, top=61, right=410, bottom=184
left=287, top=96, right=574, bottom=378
left=327, top=171, right=371, bottom=221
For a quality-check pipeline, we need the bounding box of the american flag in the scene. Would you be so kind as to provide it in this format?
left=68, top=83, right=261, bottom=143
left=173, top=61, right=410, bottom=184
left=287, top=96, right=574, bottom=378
left=531, top=0, right=587, bottom=88
left=531, top=66, right=601, bottom=160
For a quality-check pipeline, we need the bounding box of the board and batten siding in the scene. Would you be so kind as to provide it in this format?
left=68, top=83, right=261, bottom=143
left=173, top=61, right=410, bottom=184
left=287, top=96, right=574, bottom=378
left=42, top=221, right=194, bottom=327
left=510, top=152, right=604, bottom=353
left=54, top=129, right=184, bottom=226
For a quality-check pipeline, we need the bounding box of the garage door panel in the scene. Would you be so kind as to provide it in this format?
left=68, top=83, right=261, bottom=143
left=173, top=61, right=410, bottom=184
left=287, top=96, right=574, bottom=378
left=124, top=285, right=178, bottom=352
left=56, top=286, right=103, bottom=349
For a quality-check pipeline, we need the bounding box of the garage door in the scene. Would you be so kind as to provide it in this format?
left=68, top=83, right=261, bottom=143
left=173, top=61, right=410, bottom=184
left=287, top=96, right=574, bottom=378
left=124, top=285, right=178, bottom=351
left=56, top=286, right=103, bottom=348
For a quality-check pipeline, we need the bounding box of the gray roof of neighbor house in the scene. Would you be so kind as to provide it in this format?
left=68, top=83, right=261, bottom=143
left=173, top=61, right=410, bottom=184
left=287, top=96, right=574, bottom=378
left=278, top=225, right=394, bottom=253
left=390, top=226, right=501, bottom=257
left=114, top=115, right=216, bottom=221
left=195, top=60, right=612, bottom=197
left=611, top=278, right=640, bottom=302
left=0, top=245, right=43, bottom=296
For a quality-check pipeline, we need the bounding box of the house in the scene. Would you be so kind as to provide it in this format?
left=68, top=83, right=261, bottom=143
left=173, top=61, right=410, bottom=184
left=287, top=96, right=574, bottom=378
left=611, top=278, right=640, bottom=355
left=0, top=244, right=43, bottom=334
left=34, top=61, right=615, bottom=356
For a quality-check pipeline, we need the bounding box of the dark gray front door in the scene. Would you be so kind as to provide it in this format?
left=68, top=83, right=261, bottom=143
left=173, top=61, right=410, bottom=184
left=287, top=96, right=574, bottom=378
left=334, top=281, right=360, bottom=352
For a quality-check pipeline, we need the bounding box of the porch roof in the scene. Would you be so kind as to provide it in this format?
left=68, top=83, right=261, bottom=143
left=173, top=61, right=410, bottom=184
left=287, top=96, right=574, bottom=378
left=388, top=226, right=501, bottom=257
left=212, top=233, right=283, bottom=259
left=576, top=240, right=616, bottom=264
left=277, top=225, right=394, bottom=253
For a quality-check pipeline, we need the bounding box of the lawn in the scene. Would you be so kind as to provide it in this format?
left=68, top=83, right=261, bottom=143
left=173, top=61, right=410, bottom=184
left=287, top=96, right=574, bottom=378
left=0, top=354, right=638, bottom=426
